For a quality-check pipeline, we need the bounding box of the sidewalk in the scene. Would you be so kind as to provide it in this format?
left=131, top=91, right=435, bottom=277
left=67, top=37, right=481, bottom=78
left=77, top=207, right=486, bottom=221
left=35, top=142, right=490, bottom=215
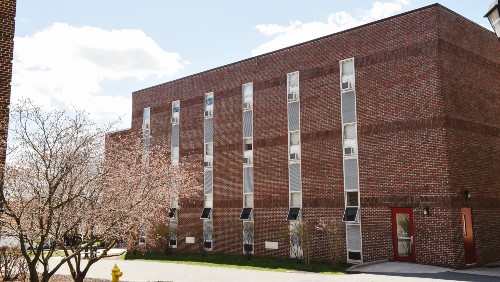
left=350, top=261, right=500, bottom=281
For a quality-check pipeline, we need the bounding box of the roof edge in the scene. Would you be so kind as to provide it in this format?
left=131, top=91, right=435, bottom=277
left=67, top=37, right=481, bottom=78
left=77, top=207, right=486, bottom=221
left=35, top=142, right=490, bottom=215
left=133, top=3, right=488, bottom=94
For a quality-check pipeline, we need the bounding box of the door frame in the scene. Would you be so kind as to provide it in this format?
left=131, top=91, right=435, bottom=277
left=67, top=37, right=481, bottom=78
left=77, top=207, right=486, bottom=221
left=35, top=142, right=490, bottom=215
left=461, top=207, right=476, bottom=264
left=391, top=207, right=416, bottom=262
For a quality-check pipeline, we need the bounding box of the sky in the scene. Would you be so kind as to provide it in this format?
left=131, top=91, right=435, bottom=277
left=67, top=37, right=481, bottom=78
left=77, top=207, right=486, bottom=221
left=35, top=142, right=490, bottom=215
left=12, top=0, right=495, bottom=129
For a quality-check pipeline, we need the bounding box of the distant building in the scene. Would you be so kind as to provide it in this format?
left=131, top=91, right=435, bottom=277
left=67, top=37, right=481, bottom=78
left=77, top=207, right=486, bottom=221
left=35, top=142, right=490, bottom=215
left=107, top=4, right=500, bottom=268
left=0, top=0, right=16, bottom=247
left=0, top=0, right=16, bottom=164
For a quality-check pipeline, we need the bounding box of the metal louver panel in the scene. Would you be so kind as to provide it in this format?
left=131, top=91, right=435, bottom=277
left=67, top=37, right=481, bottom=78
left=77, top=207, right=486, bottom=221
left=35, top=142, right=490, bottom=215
left=243, top=167, right=254, bottom=193
left=342, top=91, right=356, bottom=124
left=204, top=118, right=213, bottom=143
left=243, top=111, right=253, bottom=138
left=289, top=163, right=302, bottom=192
left=288, top=102, right=300, bottom=131
left=171, top=124, right=179, bottom=147
left=344, top=158, right=359, bottom=189
left=204, top=170, right=213, bottom=194
left=347, top=224, right=362, bottom=250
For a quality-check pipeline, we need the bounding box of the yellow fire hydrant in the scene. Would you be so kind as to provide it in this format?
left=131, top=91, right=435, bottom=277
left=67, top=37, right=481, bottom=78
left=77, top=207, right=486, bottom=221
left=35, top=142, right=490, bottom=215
left=111, top=264, right=123, bottom=282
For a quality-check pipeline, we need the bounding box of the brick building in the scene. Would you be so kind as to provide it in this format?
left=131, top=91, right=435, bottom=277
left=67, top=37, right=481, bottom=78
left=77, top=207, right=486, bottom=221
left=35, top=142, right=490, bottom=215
left=107, top=4, right=500, bottom=268
left=0, top=0, right=16, bottom=164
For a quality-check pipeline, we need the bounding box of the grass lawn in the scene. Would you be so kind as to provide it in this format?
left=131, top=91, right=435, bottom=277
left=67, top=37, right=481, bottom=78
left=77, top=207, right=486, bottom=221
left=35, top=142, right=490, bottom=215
left=124, top=252, right=350, bottom=274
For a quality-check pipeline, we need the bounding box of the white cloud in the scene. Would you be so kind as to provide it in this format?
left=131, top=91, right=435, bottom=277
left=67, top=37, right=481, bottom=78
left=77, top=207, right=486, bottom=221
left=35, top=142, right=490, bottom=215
left=12, top=23, right=185, bottom=126
left=251, top=0, right=411, bottom=56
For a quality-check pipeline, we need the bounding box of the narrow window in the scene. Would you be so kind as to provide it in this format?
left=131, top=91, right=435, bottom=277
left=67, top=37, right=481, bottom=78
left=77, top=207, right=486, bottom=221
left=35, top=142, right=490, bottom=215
left=169, top=220, right=178, bottom=248
left=243, top=138, right=253, bottom=164
left=172, top=101, right=180, bottom=123
left=200, top=208, right=212, bottom=219
left=290, top=192, right=301, bottom=207
left=172, top=147, right=179, bottom=165
left=243, top=221, right=254, bottom=251
left=244, top=193, right=253, bottom=208
left=204, top=142, right=213, bottom=167
left=341, top=59, right=354, bottom=91
left=287, top=71, right=299, bottom=101
left=204, top=194, right=213, bottom=208
left=139, top=224, right=147, bottom=245
left=142, top=107, right=151, bottom=130
left=289, top=131, right=300, bottom=160
left=342, top=207, right=359, bottom=222
left=203, top=220, right=213, bottom=250
left=243, top=83, right=253, bottom=110
left=346, top=191, right=359, bottom=207
left=343, top=123, right=357, bottom=156
left=287, top=207, right=301, bottom=221
left=240, top=207, right=252, bottom=220
left=205, top=93, right=214, bottom=118
left=168, top=208, right=177, bottom=219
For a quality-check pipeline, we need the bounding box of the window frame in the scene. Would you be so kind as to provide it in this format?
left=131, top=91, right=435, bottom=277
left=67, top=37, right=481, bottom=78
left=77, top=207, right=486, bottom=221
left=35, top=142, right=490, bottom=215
left=340, top=58, right=355, bottom=92
left=204, top=92, right=214, bottom=118
left=287, top=71, right=300, bottom=101
left=171, top=100, right=180, bottom=123
left=242, top=82, right=253, bottom=111
left=288, top=131, right=301, bottom=161
left=343, top=123, right=358, bottom=157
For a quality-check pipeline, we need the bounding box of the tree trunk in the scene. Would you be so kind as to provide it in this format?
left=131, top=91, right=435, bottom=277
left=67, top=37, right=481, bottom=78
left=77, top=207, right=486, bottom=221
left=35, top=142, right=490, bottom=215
left=28, top=263, right=38, bottom=282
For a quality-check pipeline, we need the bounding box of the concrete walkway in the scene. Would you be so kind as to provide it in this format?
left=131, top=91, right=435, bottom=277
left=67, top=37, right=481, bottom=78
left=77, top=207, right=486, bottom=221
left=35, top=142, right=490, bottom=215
left=351, top=261, right=500, bottom=281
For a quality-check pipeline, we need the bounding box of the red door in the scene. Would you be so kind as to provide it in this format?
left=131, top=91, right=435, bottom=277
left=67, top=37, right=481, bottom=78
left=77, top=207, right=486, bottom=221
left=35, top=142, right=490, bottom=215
left=462, top=208, right=476, bottom=264
left=391, top=208, right=416, bottom=262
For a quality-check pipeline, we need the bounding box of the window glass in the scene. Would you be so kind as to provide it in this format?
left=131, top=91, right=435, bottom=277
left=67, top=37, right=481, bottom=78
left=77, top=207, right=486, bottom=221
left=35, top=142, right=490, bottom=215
left=243, top=138, right=252, bottom=151
left=243, top=83, right=253, bottom=104
left=290, top=131, right=300, bottom=146
left=341, top=60, right=354, bottom=89
left=143, top=107, right=151, bottom=128
left=244, top=193, right=253, bottom=208
left=204, top=195, right=213, bottom=208
left=346, top=191, right=359, bottom=206
left=290, top=192, right=301, bottom=207
left=205, top=143, right=213, bottom=156
left=341, top=60, right=354, bottom=76
left=288, top=72, right=299, bottom=88
left=288, top=72, right=299, bottom=96
left=172, top=147, right=179, bottom=161
left=344, top=124, right=356, bottom=140
left=205, top=93, right=214, bottom=113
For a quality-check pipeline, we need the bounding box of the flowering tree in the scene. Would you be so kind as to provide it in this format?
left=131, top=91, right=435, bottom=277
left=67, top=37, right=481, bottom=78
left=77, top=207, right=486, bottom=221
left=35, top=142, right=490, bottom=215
left=0, top=100, right=198, bottom=282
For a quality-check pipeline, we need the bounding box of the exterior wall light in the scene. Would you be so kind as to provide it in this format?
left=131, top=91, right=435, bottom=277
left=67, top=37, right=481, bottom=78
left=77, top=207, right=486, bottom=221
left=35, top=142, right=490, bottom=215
left=464, top=190, right=471, bottom=200
left=423, top=207, right=430, bottom=216
left=485, top=0, right=500, bottom=40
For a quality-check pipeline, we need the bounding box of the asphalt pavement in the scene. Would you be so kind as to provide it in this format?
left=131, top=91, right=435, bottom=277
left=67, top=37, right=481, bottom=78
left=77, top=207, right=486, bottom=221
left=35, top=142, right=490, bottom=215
left=47, top=250, right=500, bottom=282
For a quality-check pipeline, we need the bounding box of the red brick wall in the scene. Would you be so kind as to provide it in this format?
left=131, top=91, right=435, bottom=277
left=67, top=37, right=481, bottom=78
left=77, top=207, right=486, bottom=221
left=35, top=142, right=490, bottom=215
left=0, top=0, right=16, bottom=165
left=106, top=4, right=500, bottom=268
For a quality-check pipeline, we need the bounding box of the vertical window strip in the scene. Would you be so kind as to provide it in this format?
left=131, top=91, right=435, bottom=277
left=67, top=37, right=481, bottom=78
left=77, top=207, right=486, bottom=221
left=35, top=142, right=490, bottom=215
left=287, top=71, right=302, bottom=227
left=340, top=58, right=362, bottom=262
left=242, top=83, right=254, bottom=252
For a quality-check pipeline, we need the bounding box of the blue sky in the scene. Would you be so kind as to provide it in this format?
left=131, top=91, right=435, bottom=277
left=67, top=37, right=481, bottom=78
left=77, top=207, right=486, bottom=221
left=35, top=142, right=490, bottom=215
left=13, top=0, right=495, bottom=128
